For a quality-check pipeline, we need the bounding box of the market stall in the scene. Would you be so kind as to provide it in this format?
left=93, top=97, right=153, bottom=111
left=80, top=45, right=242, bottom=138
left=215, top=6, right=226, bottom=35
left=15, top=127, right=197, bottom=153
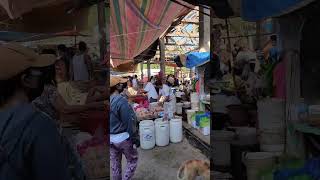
left=0, top=1, right=109, bottom=179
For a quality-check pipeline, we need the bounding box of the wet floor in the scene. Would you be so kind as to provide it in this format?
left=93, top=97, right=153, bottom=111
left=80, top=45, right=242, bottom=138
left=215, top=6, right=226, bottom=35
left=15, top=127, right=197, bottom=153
left=110, top=138, right=208, bottom=180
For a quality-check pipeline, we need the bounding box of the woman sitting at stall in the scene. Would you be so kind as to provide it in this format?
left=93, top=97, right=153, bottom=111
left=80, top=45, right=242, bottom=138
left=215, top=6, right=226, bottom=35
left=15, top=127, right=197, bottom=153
left=122, top=78, right=137, bottom=102
left=32, top=58, right=105, bottom=123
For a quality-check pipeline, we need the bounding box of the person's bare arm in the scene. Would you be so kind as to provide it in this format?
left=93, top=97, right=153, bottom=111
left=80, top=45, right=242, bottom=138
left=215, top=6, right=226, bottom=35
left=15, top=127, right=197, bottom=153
left=84, top=55, right=93, bottom=79
left=54, top=94, right=89, bottom=114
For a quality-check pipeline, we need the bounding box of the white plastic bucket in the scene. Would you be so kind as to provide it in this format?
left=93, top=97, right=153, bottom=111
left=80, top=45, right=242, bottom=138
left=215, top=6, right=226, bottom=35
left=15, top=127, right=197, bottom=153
left=139, top=120, right=155, bottom=150
left=235, top=127, right=257, bottom=145
left=170, top=118, right=183, bottom=143
left=191, top=93, right=199, bottom=103
left=260, top=129, right=285, bottom=145
left=243, top=152, right=275, bottom=180
left=201, top=126, right=210, bottom=136
left=257, top=98, right=285, bottom=131
left=176, top=103, right=183, bottom=114
left=212, top=130, right=235, bottom=166
left=191, top=102, right=199, bottom=110
left=186, top=110, right=196, bottom=125
left=183, top=102, right=191, bottom=108
left=154, top=119, right=170, bottom=146
left=260, top=144, right=285, bottom=153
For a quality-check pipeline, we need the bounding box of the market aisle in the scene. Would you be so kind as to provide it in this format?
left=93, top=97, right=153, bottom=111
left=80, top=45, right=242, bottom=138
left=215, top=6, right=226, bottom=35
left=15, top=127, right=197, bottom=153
left=110, top=138, right=208, bottom=180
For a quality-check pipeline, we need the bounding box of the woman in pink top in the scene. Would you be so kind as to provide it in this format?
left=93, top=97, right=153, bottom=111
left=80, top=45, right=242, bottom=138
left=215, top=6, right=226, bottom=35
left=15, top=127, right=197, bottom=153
left=273, top=52, right=287, bottom=99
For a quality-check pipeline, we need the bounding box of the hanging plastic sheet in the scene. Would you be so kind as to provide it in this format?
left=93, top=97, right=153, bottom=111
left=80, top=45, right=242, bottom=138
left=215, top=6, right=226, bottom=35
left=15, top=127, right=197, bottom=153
left=185, top=52, right=210, bottom=69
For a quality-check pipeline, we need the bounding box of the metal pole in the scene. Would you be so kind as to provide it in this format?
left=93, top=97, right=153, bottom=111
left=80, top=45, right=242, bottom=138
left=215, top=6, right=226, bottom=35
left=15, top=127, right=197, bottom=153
left=159, top=38, right=166, bottom=82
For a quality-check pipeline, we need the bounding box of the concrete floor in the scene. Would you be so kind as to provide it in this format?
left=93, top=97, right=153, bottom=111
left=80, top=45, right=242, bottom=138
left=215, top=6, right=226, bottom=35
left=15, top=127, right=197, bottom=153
left=111, top=138, right=208, bottom=180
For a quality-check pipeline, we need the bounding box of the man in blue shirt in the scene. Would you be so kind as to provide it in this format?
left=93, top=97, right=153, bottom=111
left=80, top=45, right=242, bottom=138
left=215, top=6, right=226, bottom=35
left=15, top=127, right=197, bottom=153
left=0, top=43, right=71, bottom=180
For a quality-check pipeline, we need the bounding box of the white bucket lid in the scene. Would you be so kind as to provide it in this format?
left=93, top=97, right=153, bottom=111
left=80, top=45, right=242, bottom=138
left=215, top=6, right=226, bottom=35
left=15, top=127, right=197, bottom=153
left=236, top=127, right=257, bottom=135
left=212, top=130, right=235, bottom=141
left=244, top=152, right=275, bottom=160
left=154, top=118, right=168, bottom=125
left=170, top=118, right=182, bottom=122
left=186, top=109, right=196, bottom=113
left=140, top=120, right=154, bottom=126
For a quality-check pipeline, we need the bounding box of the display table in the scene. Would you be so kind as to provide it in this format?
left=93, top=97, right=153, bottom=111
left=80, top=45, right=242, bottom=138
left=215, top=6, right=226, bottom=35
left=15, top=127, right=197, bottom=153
left=291, top=122, right=320, bottom=157
left=292, top=123, right=320, bottom=135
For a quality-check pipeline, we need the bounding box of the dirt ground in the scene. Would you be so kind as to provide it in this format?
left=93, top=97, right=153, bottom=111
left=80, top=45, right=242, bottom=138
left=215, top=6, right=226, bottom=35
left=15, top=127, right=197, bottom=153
left=110, top=137, right=208, bottom=180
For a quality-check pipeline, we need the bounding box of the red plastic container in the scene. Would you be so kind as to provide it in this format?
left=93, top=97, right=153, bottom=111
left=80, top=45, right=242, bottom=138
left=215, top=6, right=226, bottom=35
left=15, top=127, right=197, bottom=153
left=79, top=110, right=108, bottom=136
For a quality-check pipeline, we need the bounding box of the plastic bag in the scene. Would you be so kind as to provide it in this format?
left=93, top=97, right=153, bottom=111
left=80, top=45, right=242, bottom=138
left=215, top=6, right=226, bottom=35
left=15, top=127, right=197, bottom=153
left=76, top=129, right=108, bottom=179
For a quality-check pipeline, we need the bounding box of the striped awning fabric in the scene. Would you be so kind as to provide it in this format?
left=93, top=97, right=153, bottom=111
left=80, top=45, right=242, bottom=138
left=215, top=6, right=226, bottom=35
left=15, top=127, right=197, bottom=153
left=110, top=0, right=191, bottom=68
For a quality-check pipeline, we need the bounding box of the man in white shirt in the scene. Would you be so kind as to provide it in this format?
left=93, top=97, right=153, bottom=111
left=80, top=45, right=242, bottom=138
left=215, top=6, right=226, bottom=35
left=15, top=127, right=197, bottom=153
left=132, top=75, right=138, bottom=89
left=159, top=77, right=176, bottom=112
left=141, top=77, right=158, bottom=103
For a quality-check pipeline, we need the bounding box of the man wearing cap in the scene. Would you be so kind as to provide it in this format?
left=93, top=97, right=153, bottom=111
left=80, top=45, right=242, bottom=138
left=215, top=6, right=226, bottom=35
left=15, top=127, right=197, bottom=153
left=0, top=43, right=71, bottom=180
left=110, top=76, right=139, bottom=180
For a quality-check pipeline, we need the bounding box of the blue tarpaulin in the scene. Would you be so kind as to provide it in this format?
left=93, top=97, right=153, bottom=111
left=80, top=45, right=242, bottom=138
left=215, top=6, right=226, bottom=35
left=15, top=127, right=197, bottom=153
left=241, top=0, right=316, bottom=21
left=185, top=52, right=210, bottom=69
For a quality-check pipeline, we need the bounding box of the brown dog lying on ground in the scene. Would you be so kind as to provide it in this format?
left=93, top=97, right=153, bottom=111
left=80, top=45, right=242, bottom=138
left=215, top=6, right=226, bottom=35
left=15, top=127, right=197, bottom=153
left=177, top=160, right=210, bottom=180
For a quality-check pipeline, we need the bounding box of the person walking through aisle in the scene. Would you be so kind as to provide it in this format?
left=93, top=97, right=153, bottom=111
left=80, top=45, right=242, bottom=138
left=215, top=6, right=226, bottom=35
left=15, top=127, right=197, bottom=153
left=110, top=76, right=139, bottom=180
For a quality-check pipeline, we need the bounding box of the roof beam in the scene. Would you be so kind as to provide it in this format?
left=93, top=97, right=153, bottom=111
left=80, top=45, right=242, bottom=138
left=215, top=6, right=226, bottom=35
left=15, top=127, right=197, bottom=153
left=165, top=43, right=198, bottom=46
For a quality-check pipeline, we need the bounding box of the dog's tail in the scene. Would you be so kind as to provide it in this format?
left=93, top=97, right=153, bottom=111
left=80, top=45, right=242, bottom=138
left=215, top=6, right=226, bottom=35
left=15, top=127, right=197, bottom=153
left=177, top=162, right=186, bottom=180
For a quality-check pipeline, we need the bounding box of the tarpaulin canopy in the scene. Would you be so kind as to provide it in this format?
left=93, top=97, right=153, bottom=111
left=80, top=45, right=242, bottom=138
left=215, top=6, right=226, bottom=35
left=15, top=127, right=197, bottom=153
left=241, top=0, right=316, bottom=21
left=0, top=30, right=88, bottom=42
left=0, top=1, right=98, bottom=33
left=110, top=0, right=191, bottom=68
left=0, top=0, right=68, bottom=19
left=185, top=52, right=210, bottom=69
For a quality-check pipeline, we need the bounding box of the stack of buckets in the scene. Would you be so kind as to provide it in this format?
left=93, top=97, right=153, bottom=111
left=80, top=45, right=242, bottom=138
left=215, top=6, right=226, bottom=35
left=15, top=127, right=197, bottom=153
left=190, top=92, right=200, bottom=110
left=139, top=117, right=183, bottom=150
left=257, top=98, right=286, bottom=153
left=186, top=110, right=210, bottom=136
left=241, top=98, right=285, bottom=180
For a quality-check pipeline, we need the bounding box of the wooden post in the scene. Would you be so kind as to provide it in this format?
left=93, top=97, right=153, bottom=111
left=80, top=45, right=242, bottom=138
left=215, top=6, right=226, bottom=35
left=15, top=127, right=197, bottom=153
left=225, top=18, right=237, bottom=93
left=159, top=38, right=166, bottom=81
left=102, top=1, right=109, bottom=98
left=97, top=1, right=107, bottom=61
left=256, top=20, right=262, bottom=50
left=147, top=59, right=151, bottom=80
left=140, top=62, right=144, bottom=81
left=199, top=7, right=204, bottom=50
